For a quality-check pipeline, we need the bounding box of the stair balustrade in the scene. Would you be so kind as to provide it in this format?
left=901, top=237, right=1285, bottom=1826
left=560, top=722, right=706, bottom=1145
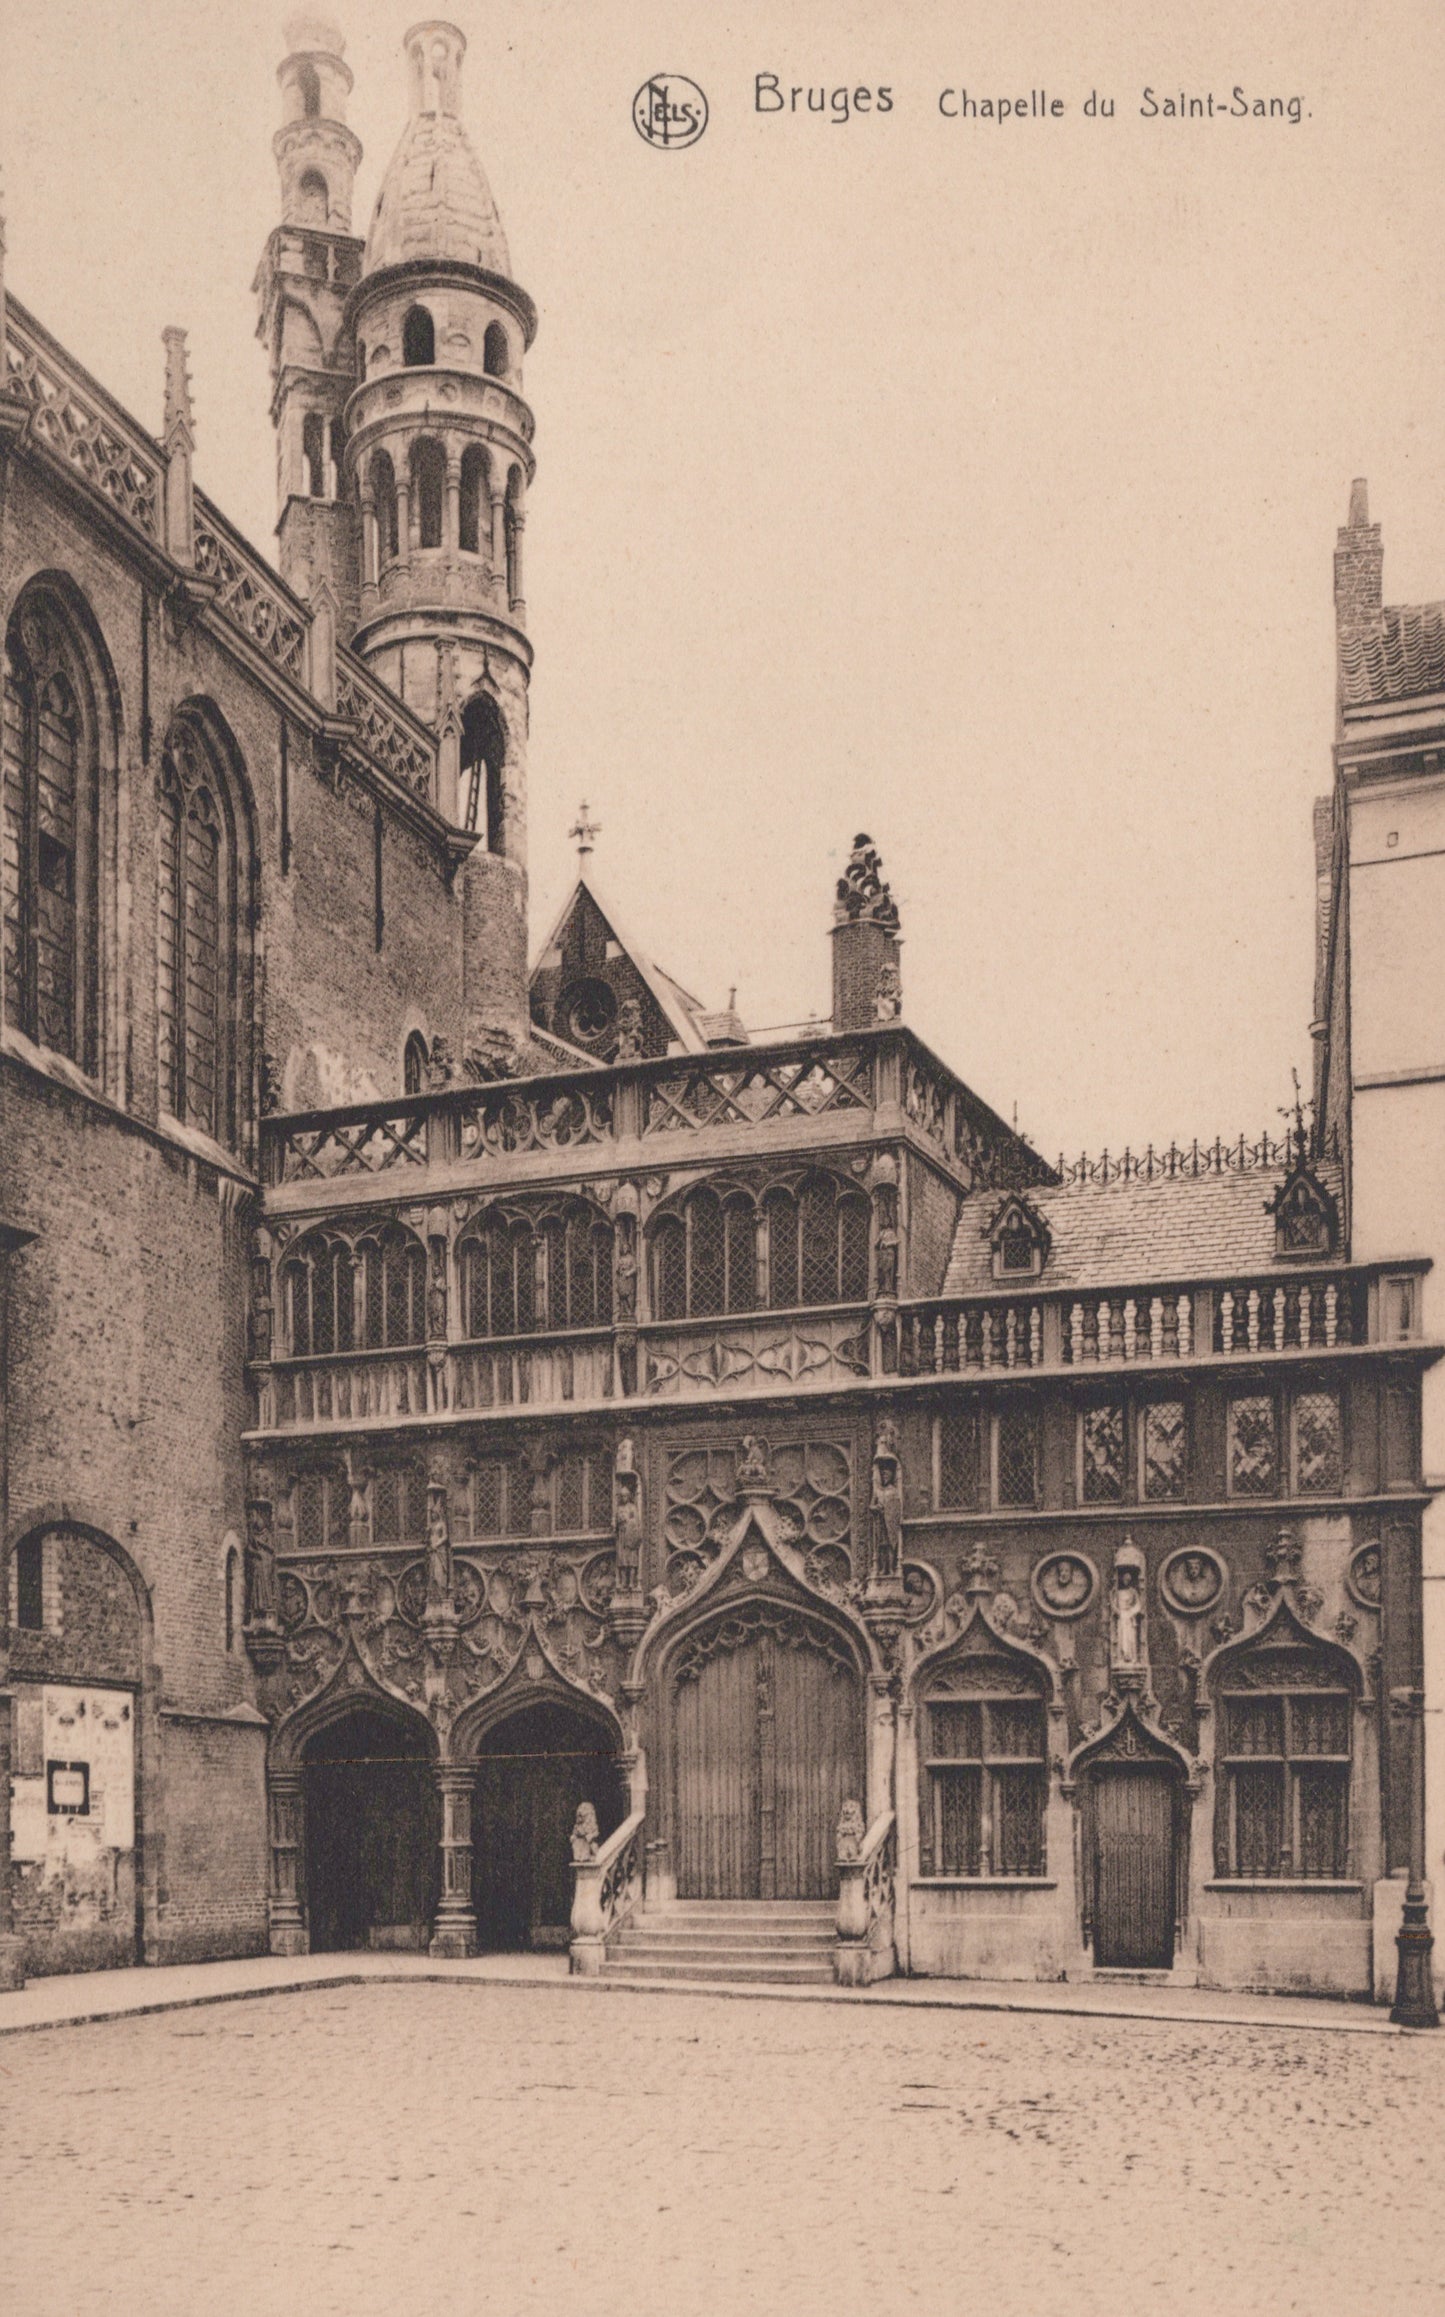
left=569, top=1806, right=645, bottom=1977
left=835, top=1805, right=896, bottom=1986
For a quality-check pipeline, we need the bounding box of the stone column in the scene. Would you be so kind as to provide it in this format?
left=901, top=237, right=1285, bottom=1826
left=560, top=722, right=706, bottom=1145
left=507, top=507, right=526, bottom=615
left=268, top=1771, right=308, bottom=1956
left=489, top=488, right=507, bottom=583
left=362, top=501, right=379, bottom=589
left=429, top=1764, right=478, bottom=1957
left=445, top=462, right=462, bottom=555
left=396, top=478, right=413, bottom=566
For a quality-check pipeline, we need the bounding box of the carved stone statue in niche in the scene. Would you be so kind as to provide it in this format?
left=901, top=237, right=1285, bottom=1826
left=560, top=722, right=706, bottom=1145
left=1110, top=1543, right=1147, bottom=1675
left=615, top=996, right=644, bottom=1061
left=874, top=962, right=902, bottom=1022
left=614, top=1435, right=644, bottom=1596
left=426, top=1240, right=448, bottom=1342
left=244, top=1496, right=279, bottom=1626
left=347, top=1473, right=371, bottom=1555
left=868, top=1417, right=904, bottom=1583
left=424, top=1481, right=453, bottom=1620
left=738, top=1434, right=771, bottom=1492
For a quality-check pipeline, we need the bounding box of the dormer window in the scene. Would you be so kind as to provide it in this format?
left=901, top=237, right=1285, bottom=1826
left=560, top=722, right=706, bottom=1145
left=1266, top=1160, right=1338, bottom=1261
left=985, top=1193, right=1050, bottom=1283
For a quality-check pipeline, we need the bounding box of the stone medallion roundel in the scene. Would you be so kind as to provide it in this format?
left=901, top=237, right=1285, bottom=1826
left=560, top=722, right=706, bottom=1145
left=1031, top=1550, right=1097, bottom=1620
left=1347, top=1541, right=1382, bottom=1611
left=1160, top=1545, right=1227, bottom=1617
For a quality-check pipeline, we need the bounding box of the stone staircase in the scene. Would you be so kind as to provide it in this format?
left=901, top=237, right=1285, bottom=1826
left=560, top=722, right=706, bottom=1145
left=600, top=1899, right=838, bottom=1986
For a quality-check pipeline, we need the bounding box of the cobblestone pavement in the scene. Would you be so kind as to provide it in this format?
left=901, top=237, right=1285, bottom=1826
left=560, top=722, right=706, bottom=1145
left=4, top=1985, right=1443, bottom=2317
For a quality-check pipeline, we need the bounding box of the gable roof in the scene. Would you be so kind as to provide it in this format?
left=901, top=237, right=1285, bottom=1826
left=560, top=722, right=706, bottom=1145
left=530, top=876, right=718, bottom=1056
left=940, top=1158, right=1346, bottom=1297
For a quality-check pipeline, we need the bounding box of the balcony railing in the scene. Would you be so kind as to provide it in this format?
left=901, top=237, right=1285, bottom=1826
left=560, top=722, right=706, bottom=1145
left=260, top=1027, right=1038, bottom=1191
left=898, top=1272, right=1369, bottom=1377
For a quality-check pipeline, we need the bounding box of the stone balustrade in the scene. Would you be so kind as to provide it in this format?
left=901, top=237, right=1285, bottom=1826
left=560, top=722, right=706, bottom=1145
left=569, top=1808, right=645, bottom=1976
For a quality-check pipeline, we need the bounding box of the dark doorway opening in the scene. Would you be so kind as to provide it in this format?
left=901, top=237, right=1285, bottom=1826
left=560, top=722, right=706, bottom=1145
left=472, top=1702, right=625, bottom=1951
left=302, top=1710, right=439, bottom=1953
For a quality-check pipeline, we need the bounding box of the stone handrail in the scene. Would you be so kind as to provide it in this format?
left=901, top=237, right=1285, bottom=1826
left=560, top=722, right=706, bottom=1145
left=193, top=494, right=309, bottom=681
left=5, top=298, right=165, bottom=541
left=569, top=1806, right=645, bottom=1976
left=835, top=1804, right=896, bottom=1986
left=335, top=652, right=437, bottom=804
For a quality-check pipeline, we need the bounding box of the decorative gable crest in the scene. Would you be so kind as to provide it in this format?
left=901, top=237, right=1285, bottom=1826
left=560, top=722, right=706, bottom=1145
left=984, top=1191, right=1051, bottom=1282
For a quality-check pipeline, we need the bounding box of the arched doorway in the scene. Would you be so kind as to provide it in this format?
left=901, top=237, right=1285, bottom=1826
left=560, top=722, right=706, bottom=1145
left=670, top=1602, right=865, bottom=1900
left=302, top=1709, right=438, bottom=1953
left=472, top=1701, right=625, bottom=1951
left=1080, top=1718, right=1185, bottom=1970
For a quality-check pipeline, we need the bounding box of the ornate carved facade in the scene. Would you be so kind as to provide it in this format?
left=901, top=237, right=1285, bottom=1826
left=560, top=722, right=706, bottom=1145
left=0, top=17, right=1438, bottom=2008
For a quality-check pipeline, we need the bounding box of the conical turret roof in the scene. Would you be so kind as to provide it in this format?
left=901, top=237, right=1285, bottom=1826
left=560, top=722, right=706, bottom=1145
left=362, top=21, right=512, bottom=278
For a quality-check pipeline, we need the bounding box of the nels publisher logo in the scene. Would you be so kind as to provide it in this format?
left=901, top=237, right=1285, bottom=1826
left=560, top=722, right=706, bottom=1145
left=633, top=74, right=708, bottom=149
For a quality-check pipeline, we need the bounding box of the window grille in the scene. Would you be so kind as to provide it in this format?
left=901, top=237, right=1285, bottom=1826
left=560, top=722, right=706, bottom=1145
left=1229, top=1396, right=1279, bottom=1496
left=936, top=1404, right=979, bottom=1509
left=1142, top=1401, right=1188, bottom=1500
left=1218, top=1674, right=1351, bottom=1878
left=1081, top=1403, right=1125, bottom=1502
left=923, top=1688, right=1047, bottom=1876
left=1292, top=1391, right=1342, bottom=1494
left=995, top=1403, right=1038, bottom=1508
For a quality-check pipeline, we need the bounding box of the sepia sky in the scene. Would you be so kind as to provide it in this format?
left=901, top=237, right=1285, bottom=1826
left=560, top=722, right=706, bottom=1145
left=4, top=0, right=1444, bottom=1156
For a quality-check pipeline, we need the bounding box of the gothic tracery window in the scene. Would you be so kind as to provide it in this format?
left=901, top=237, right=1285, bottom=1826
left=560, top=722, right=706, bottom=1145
left=459, top=1202, right=614, bottom=1338
left=2, top=592, right=101, bottom=1067
left=652, top=1173, right=869, bottom=1322
left=283, top=1224, right=427, bottom=1355
left=157, top=717, right=241, bottom=1143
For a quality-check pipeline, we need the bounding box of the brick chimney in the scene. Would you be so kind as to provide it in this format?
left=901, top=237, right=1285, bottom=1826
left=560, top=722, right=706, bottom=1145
left=1334, top=478, right=1384, bottom=634
left=831, top=834, right=902, bottom=1032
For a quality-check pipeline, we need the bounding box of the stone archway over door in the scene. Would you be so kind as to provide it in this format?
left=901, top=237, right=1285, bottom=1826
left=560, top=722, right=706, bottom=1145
left=472, top=1702, right=625, bottom=1952
left=302, top=1710, right=438, bottom=1952
left=1088, top=1763, right=1179, bottom=1969
left=672, top=1605, right=863, bottom=1900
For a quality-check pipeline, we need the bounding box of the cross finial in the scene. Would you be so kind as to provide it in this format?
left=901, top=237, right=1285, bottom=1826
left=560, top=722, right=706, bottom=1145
left=569, top=800, right=600, bottom=861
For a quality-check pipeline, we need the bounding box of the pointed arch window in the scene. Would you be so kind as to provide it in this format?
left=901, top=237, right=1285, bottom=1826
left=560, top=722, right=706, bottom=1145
left=459, top=1203, right=614, bottom=1338
left=158, top=722, right=236, bottom=1141
left=2, top=594, right=100, bottom=1067
left=403, top=1030, right=429, bottom=1094
left=460, top=690, right=507, bottom=848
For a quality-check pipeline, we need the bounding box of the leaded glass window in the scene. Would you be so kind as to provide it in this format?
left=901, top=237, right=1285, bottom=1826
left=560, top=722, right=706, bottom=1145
left=461, top=1205, right=613, bottom=1337
left=1217, top=1664, right=1352, bottom=1879
left=294, top=1466, right=347, bottom=1553
left=936, top=1403, right=979, bottom=1509
left=1142, top=1401, right=1188, bottom=1501
left=2, top=595, right=98, bottom=1067
left=1229, top=1395, right=1279, bottom=1496
left=158, top=719, right=235, bottom=1142
left=1292, top=1391, right=1342, bottom=1494
left=371, top=1463, right=424, bottom=1544
left=1081, top=1403, right=1125, bottom=1502
left=995, top=1403, right=1038, bottom=1508
left=922, top=1681, right=1047, bottom=1877
left=285, top=1228, right=426, bottom=1353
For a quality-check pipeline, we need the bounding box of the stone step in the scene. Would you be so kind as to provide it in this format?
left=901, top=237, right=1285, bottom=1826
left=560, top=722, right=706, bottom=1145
left=600, top=1957, right=835, bottom=1986
left=621, top=1918, right=835, bottom=1943
left=611, top=1935, right=834, bottom=1963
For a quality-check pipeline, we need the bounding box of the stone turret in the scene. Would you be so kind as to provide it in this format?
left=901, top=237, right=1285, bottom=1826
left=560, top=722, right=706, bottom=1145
left=254, top=11, right=365, bottom=633
left=343, top=19, right=536, bottom=864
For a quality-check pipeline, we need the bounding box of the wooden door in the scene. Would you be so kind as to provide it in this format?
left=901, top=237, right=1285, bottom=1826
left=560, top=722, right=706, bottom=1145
left=673, top=1611, right=862, bottom=1900
left=1091, top=1764, right=1177, bottom=1969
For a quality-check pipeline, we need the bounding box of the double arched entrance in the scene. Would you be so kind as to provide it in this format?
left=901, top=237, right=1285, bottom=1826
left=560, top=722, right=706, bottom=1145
left=665, top=1600, right=866, bottom=1901
left=294, top=1693, right=625, bottom=1955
